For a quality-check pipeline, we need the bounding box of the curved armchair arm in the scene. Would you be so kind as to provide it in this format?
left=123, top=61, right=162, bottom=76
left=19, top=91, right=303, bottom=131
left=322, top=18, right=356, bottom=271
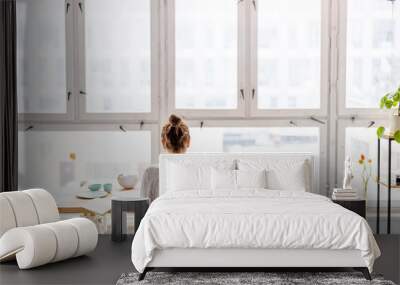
left=0, top=226, right=57, bottom=269
left=0, top=218, right=97, bottom=269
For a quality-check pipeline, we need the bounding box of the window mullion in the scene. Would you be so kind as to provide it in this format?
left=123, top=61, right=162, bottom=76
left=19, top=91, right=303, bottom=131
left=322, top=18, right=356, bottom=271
left=249, top=0, right=257, bottom=117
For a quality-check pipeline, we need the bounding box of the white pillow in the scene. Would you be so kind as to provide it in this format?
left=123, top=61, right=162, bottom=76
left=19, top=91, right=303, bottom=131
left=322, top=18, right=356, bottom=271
left=211, top=168, right=236, bottom=190
left=236, top=169, right=267, bottom=189
left=167, top=162, right=212, bottom=192
left=267, top=167, right=306, bottom=191
left=238, top=159, right=309, bottom=191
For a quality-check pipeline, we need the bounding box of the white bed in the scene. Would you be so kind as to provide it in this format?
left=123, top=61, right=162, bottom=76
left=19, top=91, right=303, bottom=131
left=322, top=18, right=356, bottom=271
left=131, top=153, right=380, bottom=280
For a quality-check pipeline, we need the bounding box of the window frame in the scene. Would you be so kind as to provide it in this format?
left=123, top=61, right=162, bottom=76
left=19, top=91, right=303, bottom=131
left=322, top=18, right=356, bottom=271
left=18, top=0, right=160, bottom=123
left=76, top=0, right=160, bottom=123
left=166, top=0, right=247, bottom=119
left=337, top=0, right=390, bottom=117
left=249, top=0, right=330, bottom=118
left=17, top=0, right=75, bottom=122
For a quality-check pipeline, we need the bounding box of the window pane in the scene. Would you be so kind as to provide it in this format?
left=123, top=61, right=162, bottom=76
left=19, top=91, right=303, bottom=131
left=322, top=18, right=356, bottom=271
left=16, top=0, right=67, bottom=113
left=175, top=0, right=237, bottom=109
left=85, top=0, right=151, bottom=113
left=18, top=130, right=152, bottom=203
left=257, top=0, right=321, bottom=109
left=345, top=127, right=400, bottom=233
left=190, top=127, right=318, bottom=153
left=346, top=0, right=400, bottom=108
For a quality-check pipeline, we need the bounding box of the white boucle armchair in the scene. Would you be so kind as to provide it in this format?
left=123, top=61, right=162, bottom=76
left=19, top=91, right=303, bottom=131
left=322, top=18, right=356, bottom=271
left=0, top=189, right=98, bottom=269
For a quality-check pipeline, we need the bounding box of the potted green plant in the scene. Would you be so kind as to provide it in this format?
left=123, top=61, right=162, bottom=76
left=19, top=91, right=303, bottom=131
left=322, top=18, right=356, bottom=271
left=377, top=85, right=400, bottom=142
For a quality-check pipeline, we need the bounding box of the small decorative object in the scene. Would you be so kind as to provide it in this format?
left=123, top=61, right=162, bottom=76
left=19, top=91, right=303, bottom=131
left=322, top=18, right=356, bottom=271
left=376, top=84, right=400, bottom=142
left=76, top=190, right=108, bottom=199
left=358, top=154, right=373, bottom=200
left=88, top=184, right=101, bottom=192
left=396, top=175, right=400, bottom=186
left=117, top=174, right=138, bottom=190
left=343, top=156, right=354, bottom=190
left=103, top=183, right=113, bottom=193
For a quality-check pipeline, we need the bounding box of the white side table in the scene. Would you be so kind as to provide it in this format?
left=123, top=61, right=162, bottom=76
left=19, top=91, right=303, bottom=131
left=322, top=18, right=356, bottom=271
left=111, top=194, right=149, bottom=242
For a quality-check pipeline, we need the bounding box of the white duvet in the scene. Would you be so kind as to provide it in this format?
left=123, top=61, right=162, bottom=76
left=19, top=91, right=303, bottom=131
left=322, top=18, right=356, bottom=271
left=131, top=190, right=380, bottom=273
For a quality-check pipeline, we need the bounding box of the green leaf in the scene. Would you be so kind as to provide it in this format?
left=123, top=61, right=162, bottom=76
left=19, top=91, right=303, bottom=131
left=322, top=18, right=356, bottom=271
left=385, top=100, right=394, bottom=109
left=394, top=130, right=400, bottom=143
left=377, top=126, right=385, bottom=138
left=394, top=92, right=400, bottom=102
left=380, top=96, right=387, bottom=108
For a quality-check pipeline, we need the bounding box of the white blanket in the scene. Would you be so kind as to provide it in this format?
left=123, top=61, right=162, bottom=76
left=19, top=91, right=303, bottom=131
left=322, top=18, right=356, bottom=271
left=131, top=190, right=380, bottom=272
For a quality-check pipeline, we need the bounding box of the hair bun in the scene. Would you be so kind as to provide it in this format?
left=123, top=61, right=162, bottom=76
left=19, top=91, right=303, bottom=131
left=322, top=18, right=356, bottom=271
left=169, top=114, right=182, bottom=126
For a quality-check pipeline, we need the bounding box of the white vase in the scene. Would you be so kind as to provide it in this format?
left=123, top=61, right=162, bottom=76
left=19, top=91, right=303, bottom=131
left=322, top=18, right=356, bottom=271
left=388, top=113, right=400, bottom=135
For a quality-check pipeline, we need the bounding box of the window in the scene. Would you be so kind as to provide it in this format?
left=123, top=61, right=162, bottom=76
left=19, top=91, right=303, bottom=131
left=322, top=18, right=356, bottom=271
left=16, top=0, right=67, bottom=114
left=174, top=0, right=239, bottom=110
left=346, top=0, right=400, bottom=108
left=18, top=129, right=152, bottom=202
left=84, top=0, right=151, bottom=113
left=190, top=127, right=319, bottom=155
left=256, top=0, right=321, bottom=109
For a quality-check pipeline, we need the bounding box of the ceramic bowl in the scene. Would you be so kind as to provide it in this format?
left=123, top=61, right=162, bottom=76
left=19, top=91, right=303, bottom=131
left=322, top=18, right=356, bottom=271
left=88, top=184, right=101, bottom=192
left=117, top=174, right=138, bottom=190
left=103, top=183, right=113, bottom=193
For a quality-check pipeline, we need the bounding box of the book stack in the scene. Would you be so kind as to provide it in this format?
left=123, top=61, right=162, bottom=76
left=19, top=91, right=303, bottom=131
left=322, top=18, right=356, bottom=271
left=332, top=188, right=357, bottom=200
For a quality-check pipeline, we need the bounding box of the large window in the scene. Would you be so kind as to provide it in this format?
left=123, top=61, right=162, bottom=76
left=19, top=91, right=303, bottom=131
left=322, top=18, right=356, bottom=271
left=346, top=0, right=400, bottom=108
left=16, top=0, right=67, bottom=114
left=174, top=0, right=239, bottom=110
left=172, top=0, right=324, bottom=116
left=256, top=0, right=321, bottom=109
left=84, top=0, right=151, bottom=113
left=16, top=0, right=400, bottom=234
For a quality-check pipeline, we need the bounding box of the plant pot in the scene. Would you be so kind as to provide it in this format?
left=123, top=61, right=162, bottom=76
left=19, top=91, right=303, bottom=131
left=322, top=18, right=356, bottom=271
left=388, top=113, right=400, bottom=135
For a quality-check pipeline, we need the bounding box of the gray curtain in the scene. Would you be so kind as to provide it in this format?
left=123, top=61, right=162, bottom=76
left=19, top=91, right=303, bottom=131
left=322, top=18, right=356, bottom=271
left=0, top=0, right=18, bottom=192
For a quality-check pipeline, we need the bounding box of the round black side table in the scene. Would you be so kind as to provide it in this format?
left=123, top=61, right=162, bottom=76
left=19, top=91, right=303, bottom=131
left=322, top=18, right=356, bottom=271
left=111, top=196, right=149, bottom=242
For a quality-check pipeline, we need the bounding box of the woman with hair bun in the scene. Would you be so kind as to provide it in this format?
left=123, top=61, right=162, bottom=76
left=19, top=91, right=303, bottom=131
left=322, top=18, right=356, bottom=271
left=161, top=114, right=190, bottom=154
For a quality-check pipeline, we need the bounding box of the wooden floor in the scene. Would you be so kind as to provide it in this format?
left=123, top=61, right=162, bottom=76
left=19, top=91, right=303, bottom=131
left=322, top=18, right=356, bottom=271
left=0, top=235, right=399, bottom=285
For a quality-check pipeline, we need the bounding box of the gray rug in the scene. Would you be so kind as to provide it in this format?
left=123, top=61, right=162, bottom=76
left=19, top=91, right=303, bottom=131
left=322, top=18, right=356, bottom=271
left=116, top=272, right=396, bottom=285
